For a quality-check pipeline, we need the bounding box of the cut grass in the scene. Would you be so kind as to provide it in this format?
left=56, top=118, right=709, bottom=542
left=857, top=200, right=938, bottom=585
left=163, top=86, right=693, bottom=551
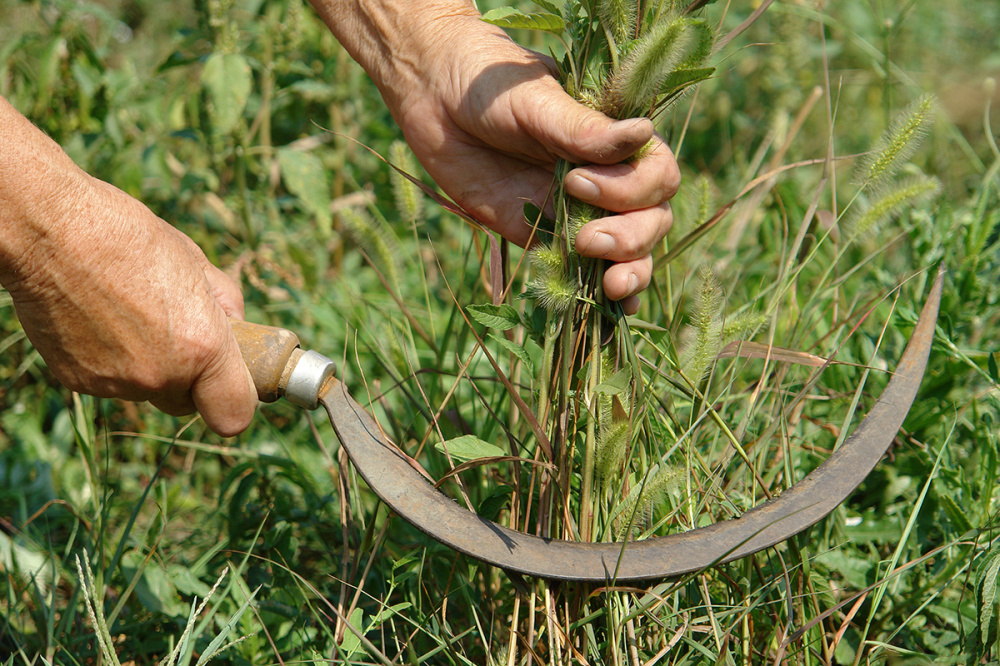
left=0, top=0, right=998, bottom=664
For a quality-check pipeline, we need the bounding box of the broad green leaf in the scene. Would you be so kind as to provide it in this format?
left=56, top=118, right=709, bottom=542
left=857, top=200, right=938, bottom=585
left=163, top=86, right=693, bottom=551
left=978, top=557, right=1000, bottom=651
left=122, top=551, right=185, bottom=617
left=167, top=564, right=213, bottom=598
left=201, top=52, right=252, bottom=135
left=661, top=66, right=716, bottom=95
left=988, top=351, right=999, bottom=384
left=340, top=607, right=365, bottom=658
left=468, top=304, right=521, bottom=331
left=593, top=366, right=633, bottom=396
left=478, top=486, right=514, bottom=522
left=490, top=333, right=534, bottom=371
left=436, top=434, right=507, bottom=461
left=277, top=147, right=333, bottom=235
left=532, top=0, right=562, bottom=13
left=482, top=7, right=566, bottom=34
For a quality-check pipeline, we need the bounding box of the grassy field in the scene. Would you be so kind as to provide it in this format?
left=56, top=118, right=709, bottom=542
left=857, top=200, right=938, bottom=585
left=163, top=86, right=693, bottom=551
left=1, top=0, right=999, bottom=664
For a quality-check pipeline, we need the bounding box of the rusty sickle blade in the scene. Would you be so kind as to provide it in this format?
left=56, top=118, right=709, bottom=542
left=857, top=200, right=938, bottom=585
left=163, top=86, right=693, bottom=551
left=320, top=270, right=943, bottom=582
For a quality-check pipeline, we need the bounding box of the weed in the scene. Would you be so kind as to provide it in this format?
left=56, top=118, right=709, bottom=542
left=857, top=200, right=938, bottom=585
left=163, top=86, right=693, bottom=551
left=1, top=0, right=998, bottom=663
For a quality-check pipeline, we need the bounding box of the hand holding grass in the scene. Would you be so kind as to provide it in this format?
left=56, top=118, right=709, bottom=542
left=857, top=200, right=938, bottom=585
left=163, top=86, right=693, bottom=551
left=311, top=0, right=679, bottom=313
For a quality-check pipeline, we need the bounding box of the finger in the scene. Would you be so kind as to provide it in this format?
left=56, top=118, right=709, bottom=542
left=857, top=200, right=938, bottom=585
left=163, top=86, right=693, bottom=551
left=564, top=137, right=680, bottom=212
left=190, top=322, right=258, bottom=437
left=204, top=263, right=246, bottom=320
left=150, top=392, right=198, bottom=418
left=620, top=295, right=641, bottom=316
left=514, top=81, right=654, bottom=165
left=177, top=229, right=247, bottom=319
left=574, top=203, right=673, bottom=263
left=602, top=256, right=653, bottom=302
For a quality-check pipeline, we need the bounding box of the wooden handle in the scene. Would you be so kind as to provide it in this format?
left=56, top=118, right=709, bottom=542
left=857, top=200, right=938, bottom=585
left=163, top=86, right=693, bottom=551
left=230, top=319, right=301, bottom=403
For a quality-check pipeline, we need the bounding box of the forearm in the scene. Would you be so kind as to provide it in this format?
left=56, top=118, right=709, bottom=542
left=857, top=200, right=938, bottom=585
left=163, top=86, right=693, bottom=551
left=307, top=0, right=484, bottom=112
left=0, top=95, right=90, bottom=289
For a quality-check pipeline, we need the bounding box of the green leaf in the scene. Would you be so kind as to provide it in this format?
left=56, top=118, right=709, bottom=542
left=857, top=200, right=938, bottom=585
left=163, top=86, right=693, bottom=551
left=340, top=607, right=365, bottom=659
left=532, top=0, right=562, bottom=13
left=988, top=351, right=999, bottom=384
left=975, top=547, right=1000, bottom=652
left=489, top=333, right=534, bottom=372
left=661, top=66, right=716, bottom=94
left=478, top=486, right=514, bottom=522
left=468, top=304, right=521, bottom=331
left=277, top=147, right=333, bottom=235
left=195, top=583, right=261, bottom=665
left=482, top=7, right=566, bottom=34
left=122, top=551, right=185, bottom=617
left=593, top=366, right=633, bottom=396
left=939, top=492, right=974, bottom=535
left=372, top=601, right=412, bottom=625
left=201, top=52, right=252, bottom=135
left=435, top=435, right=507, bottom=461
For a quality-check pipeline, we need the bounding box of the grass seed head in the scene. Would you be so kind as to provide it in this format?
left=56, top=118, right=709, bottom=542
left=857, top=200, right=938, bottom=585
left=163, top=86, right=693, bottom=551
left=853, top=94, right=937, bottom=188
left=529, top=270, right=578, bottom=314
left=722, top=310, right=768, bottom=341
left=600, top=14, right=695, bottom=118
left=847, top=175, right=942, bottom=241
left=529, top=243, right=565, bottom=273
left=389, top=140, right=424, bottom=223
left=567, top=199, right=601, bottom=245
left=679, top=266, right=724, bottom=381
left=695, top=173, right=715, bottom=226
left=340, top=207, right=403, bottom=285
left=614, top=467, right=680, bottom=539
left=596, top=420, right=631, bottom=486
left=598, top=0, right=637, bottom=46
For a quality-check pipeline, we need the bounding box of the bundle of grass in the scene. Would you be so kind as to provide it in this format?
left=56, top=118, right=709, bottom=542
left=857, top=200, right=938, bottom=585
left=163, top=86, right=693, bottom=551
left=482, top=0, right=716, bottom=544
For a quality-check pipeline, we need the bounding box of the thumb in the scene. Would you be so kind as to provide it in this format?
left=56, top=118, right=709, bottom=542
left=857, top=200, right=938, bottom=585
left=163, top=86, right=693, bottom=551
left=191, top=319, right=259, bottom=437
left=519, top=84, right=655, bottom=165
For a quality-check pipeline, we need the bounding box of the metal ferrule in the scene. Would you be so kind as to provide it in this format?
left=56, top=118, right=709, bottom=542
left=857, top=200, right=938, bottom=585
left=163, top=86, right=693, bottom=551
left=283, top=349, right=337, bottom=410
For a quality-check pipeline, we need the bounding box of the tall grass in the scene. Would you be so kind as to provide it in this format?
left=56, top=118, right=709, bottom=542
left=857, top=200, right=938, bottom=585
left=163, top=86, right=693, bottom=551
left=1, top=0, right=999, bottom=664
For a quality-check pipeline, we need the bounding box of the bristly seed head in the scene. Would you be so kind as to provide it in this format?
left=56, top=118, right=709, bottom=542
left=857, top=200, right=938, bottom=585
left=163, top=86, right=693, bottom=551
left=596, top=420, right=631, bottom=487
left=529, top=269, right=578, bottom=314
left=567, top=199, right=601, bottom=245
left=529, top=243, right=565, bottom=273
left=600, top=15, right=696, bottom=118
left=614, top=467, right=681, bottom=540
left=847, top=175, right=942, bottom=241
left=597, top=0, right=636, bottom=46
left=389, top=140, right=424, bottom=223
left=853, top=94, right=937, bottom=188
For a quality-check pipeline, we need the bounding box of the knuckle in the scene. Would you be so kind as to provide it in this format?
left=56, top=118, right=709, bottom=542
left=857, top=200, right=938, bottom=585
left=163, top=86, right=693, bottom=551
left=616, top=232, right=644, bottom=258
left=662, top=162, right=681, bottom=199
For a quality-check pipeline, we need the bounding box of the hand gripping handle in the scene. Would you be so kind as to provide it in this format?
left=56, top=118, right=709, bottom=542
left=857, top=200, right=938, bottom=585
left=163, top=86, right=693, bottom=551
left=229, top=319, right=336, bottom=410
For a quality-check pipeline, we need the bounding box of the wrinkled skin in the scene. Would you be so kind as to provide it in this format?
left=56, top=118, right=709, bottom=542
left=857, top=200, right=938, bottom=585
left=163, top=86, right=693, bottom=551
left=1, top=3, right=680, bottom=435
left=316, top=4, right=680, bottom=313
left=0, top=158, right=258, bottom=436
left=396, top=41, right=679, bottom=313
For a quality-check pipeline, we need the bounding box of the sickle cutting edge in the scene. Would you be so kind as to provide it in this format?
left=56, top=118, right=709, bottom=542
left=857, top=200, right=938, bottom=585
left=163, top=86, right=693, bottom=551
left=232, top=269, right=943, bottom=582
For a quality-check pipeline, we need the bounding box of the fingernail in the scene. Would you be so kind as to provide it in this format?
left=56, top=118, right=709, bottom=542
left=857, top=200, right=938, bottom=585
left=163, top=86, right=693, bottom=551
left=582, top=231, right=615, bottom=257
left=627, top=273, right=639, bottom=294
left=610, top=118, right=650, bottom=134
left=566, top=173, right=600, bottom=202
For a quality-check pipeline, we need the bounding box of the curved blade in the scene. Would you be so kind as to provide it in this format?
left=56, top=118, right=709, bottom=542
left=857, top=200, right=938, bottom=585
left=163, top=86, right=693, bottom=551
left=324, top=271, right=943, bottom=582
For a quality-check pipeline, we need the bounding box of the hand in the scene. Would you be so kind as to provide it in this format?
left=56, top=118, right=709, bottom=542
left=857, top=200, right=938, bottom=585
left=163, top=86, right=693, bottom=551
left=385, top=13, right=679, bottom=314
left=2, top=174, right=258, bottom=436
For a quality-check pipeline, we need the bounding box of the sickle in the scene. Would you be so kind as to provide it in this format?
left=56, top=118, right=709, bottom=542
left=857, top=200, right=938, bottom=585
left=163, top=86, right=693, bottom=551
left=232, top=269, right=942, bottom=582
